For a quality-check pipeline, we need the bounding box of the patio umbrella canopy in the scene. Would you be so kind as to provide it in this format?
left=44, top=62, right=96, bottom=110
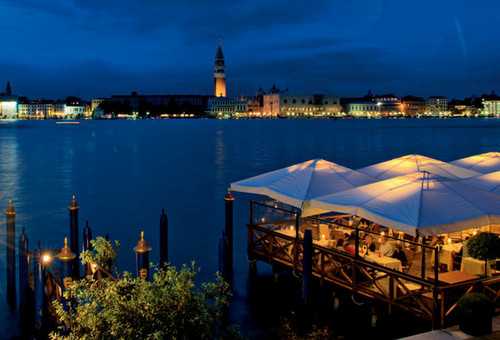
left=357, top=154, right=479, bottom=180
left=302, top=172, right=500, bottom=236
left=230, top=159, right=375, bottom=209
left=460, top=171, right=500, bottom=194
left=451, top=151, right=500, bottom=174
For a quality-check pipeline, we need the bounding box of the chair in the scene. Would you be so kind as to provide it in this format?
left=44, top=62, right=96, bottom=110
left=402, top=248, right=415, bottom=273
left=319, top=224, right=330, bottom=240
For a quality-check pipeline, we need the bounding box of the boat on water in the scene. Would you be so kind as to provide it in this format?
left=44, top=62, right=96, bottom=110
left=0, top=119, right=19, bottom=124
left=56, top=121, right=80, bottom=125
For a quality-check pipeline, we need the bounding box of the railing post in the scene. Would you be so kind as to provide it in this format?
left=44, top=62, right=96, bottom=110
left=5, top=199, right=16, bottom=309
left=302, top=229, right=312, bottom=305
left=18, top=229, right=30, bottom=329
left=159, top=209, right=168, bottom=267
left=294, top=212, right=301, bottom=270
left=249, top=200, right=254, bottom=225
left=432, top=247, right=441, bottom=329
left=354, top=221, right=360, bottom=259
left=421, top=241, right=426, bottom=280
left=68, top=194, right=80, bottom=279
left=224, top=192, right=234, bottom=272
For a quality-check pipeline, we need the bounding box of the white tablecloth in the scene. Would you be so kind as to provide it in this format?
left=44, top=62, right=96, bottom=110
left=365, top=253, right=402, bottom=271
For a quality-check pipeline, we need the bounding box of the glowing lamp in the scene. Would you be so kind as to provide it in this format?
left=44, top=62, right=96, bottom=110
left=42, top=253, right=52, bottom=265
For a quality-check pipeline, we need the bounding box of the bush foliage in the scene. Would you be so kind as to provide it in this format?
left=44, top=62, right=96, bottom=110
left=50, top=238, right=238, bottom=340
left=466, top=232, right=500, bottom=260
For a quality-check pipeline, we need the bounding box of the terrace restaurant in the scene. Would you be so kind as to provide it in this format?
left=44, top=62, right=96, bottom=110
left=230, top=153, right=500, bottom=328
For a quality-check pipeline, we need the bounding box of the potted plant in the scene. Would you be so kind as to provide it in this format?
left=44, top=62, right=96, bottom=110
left=466, top=232, right=500, bottom=276
left=456, top=292, right=494, bottom=336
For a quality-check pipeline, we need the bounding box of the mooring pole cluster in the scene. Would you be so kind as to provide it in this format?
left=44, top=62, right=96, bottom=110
left=2, top=194, right=171, bottom=338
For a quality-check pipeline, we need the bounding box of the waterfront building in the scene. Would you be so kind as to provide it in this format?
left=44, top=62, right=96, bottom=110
left=346, top=101, right=380, bottom=117
left=0, top=81, right=18, bottom=119
left=214, top=45, right=227, bottom=97
left=482, top=99, right=500, bottom=117
left=425, top=96, right=448, bottom=116
left=279, top=94, right=341, bottom=117
left=400, top=96, right=426, bottom=117
left=50, top=102, right=66, bottom=118
left=262, top=93, right=281, bottom=117
left=244, top=95, right=264, bottom=117
left=372, top=94, right=402, bottom=116
left=64, top=104, right=85, bottom=118
left=0, top=97, right=18, bottom=119
left=17, top=100, right=54, bottom=119
left=207, top=97, right=247, bottom=118
left=480, top=93, right=500, bottom=117
left=109, top=92, right=209, bottom=117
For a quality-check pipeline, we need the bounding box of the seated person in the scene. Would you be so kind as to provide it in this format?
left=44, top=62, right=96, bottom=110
left=392, top=244, right=408, bottom=267
left=342, top=231, right=356, bottom=255
left=343, top=240, right=356, bottom=256
left=364, top=234, right=377, bottom=252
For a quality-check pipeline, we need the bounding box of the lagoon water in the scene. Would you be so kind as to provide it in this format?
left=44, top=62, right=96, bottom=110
left=0, top=119, right=499, bottom=338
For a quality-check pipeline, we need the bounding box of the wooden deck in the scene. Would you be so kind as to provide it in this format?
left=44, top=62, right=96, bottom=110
left=246, top=200, right=500, bottom=329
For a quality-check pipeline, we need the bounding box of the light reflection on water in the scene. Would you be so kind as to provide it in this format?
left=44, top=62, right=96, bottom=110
left=0, top=119, right=498, bottom=338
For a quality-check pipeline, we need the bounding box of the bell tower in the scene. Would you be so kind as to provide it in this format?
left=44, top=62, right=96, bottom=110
left=214, top=44, right=226, bottom=97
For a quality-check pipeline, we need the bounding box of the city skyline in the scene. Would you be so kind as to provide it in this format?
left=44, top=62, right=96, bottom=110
left=0, top=1, right=499, bottom=98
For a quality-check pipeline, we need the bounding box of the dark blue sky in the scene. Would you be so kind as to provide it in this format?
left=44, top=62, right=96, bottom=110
left=0, top=0, right=499, bottom=99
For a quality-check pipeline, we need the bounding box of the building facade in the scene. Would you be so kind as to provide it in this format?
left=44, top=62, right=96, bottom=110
left=18, top=100, right=54, bottom=119
left=0, top=97, right=18, bottom=119
left=214, top=45, right=226, bottom=97
left=346, top=102, right=380, bottom=117
left=207, top=97, right=247, bottom=118
left=279, top=95, right=341, bottom=117
left=425, top=96, right=448, bottom=116
left=109, top=92, right=210, bottom=116
left=482, top=99, right=500, bottom=117
left=400, top=96, right=426, bottom=117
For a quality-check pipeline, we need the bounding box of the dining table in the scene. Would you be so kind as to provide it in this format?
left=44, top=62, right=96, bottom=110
left=430, top=271, right=479, bottom=285
left=364, top=253, right=402, bottom=271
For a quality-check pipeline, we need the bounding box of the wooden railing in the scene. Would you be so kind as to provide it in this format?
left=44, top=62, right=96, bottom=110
left=248, top=221, right=500, bottom=328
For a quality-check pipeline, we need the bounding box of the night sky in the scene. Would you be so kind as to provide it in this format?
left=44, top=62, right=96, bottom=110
left=0, top=0, right=499, bottom=99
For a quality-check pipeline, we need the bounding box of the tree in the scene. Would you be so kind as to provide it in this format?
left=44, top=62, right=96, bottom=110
left=50, top=238, right=238, bottom=340
left=467, top=232, right=500, bottom=261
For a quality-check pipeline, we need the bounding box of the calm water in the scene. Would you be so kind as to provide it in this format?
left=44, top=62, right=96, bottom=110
left=0, top=119, right=499, bottom=338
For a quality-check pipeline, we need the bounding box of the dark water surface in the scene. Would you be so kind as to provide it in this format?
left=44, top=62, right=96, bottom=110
left=0, top=119, right=499, bottom=338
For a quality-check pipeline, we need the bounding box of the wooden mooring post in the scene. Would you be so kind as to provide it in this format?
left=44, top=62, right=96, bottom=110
left=159, top=209, right=168, bottom=267
left=83, top=221, right=93, bottom=277
left=68, top=194, right=80, bottom=279
left=5, top=199, right=16, bottom=309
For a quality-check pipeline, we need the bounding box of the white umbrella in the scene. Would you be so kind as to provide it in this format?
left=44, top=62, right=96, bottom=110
left=451, top=152, right=500, bottom=174
left=358, top=154, right=479, bottom=180
left=303, top=172, right=500, bottom=236
left=460, top=171, right=500, bottom=195
left=230, top=159, right=375, bottom=209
